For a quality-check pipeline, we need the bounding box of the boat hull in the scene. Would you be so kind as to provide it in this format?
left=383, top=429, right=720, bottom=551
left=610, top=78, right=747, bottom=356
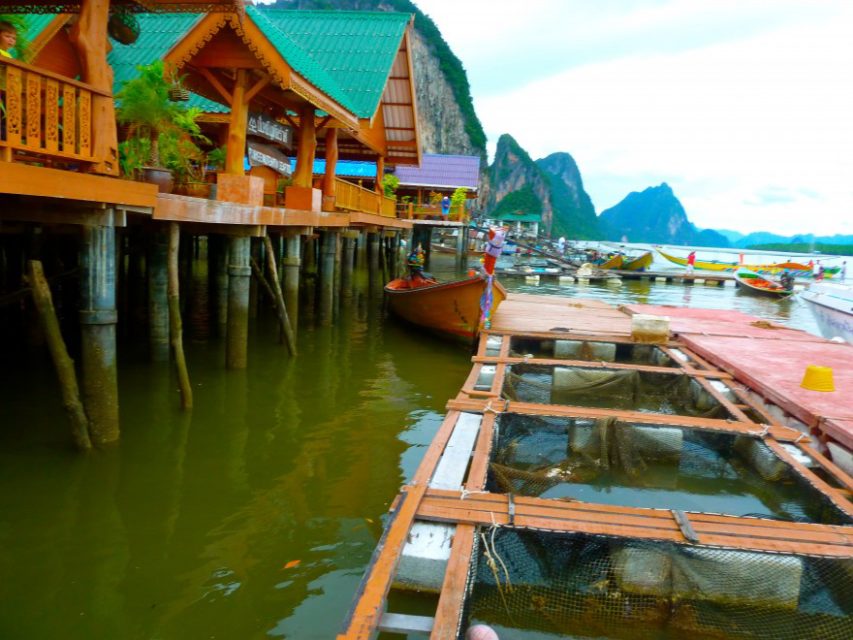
left=801, top=283, right=853, bottom=343
left=734, top=268, right=792, bottom=297
left=622, top=251, right=653, bottom=271
left=657, top=249, right=840, bottom=278
left=384, top=276, right=507, bottom=340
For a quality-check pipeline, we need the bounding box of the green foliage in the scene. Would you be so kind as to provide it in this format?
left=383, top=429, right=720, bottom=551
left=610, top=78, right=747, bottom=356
left=492, top=185, right=543, bottom=218
left=450, top=187, right=468, bottom=208
left=382, top=174, right=400, bottom=198
left=749, top=243, right=853, bottom=256
left=116, top=62, right=208, bottom=178
left=206, top=146, right=227, bottom=171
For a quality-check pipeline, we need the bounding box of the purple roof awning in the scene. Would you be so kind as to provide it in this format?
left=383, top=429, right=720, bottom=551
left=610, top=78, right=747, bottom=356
left=393, top=154, right=481, bottom=191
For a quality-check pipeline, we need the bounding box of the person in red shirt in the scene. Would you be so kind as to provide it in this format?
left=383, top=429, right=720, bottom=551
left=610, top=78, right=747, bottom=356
left=686, top=251, right=697, bottom=274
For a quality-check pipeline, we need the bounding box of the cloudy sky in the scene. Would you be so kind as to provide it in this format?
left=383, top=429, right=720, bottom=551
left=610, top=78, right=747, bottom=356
left=411, top=0, right=853, bottom=236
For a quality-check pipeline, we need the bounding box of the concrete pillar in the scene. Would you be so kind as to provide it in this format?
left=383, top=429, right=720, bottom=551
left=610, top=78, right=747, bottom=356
left=318, top=230, right=337, bottom=326
left=249, top=237, right=260, bottom=320
left=456, top=225, right=468, bottom=272
left=79, top=218, right=119, bottom=445
left=341, top=236, right=355, bottom=297
left=147, top=228, right=169, bottom=362
left=226, top=235, right=251, bottom=369
left=283, top=234, right=301, bottom=334
left=368, top=231, right=380, bottom=274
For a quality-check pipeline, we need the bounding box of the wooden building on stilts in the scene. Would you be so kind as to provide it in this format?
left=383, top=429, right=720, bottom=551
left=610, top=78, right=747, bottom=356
left=0, top=1, right=425, bottom=447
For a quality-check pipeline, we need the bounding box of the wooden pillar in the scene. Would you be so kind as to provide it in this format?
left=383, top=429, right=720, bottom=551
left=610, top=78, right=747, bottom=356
left=318, top=230, right=337, bottom=326
left=69, top=0, right=118, bottom=175
left=225, top=70, right=250, bottom=175
left=249, top=237, right=260, bottom=320
left=147, top=228, right=170, bottom=362
left=293, top=104, right=316, bottom=188
left=322, top=128, right=338, bottom=211
left=226, top=236, right=251, bottom=369
left=456, top=224, right=468, bottom=272
left=375, top=156, right=385, bottom=195
left=79, top=216, right=119, bottom=444
left=283, top=234, right=301, bottom=336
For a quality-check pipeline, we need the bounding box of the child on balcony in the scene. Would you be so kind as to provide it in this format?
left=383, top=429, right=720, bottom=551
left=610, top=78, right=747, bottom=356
left=0, top=20, right=16, bottom=59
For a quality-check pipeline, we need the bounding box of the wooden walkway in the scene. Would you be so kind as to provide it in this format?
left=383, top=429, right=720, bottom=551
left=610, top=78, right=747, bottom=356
left=339, top=293, right=853, bottom=639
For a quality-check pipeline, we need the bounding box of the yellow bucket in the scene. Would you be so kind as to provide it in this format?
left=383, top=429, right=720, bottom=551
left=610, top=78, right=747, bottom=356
left=800, top=365, right=835, bottom=392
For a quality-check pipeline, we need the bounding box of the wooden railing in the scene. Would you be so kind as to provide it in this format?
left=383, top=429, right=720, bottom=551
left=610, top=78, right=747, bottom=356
left=1, top=58, right=109, bottom=168
left=334, top=177, right=397, bottom=218
left=398, top=202, right=467, bottom=222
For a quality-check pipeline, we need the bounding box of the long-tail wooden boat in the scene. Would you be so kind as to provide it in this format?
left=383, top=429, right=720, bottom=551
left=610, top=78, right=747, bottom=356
left=621, top=251, right=653, bottom=271
left=657, top=248, right=840, bottom=278
left=734, top=268, right=793, bottom=297
left=597, top=254, right=623, bottom=269
left=656, top=248, right=736, bottom=271
left=384, top=275, right=507, bottom=340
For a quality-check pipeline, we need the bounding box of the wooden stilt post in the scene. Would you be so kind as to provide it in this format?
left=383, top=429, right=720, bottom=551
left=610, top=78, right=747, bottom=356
left=262, top=234, right=297, bottom=355
left=78, top=218, right=119, bottom=444
left=168, top=223, right=192, bottom=409
left=28, top=260, right=92, bottom=450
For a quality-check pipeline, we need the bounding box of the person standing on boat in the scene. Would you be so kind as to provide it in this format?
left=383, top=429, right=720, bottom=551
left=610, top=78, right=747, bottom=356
left=686, top=251, right=697, bottom=275
left=841, top=261, right=847, bottom=280
left=779, top=268, right=795, bottom=292
left=812, top=260, right=821, bottom=279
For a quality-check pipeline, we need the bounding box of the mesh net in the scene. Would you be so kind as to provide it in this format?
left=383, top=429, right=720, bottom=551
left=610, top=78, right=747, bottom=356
left=503, top=364, right=728, bottom=418
left=486, top=413, right=851, bottom=525
left=460, top=528, right=853, bottom=640
left=509, top=339, right=676, bottom=367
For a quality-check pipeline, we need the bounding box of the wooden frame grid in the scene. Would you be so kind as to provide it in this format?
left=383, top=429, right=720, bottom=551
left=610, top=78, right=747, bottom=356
left=340, top=326, right=853, bottom=639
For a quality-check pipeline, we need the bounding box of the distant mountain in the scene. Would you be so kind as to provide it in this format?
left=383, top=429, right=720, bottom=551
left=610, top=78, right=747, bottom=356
left=598, top=184, right=729, bottom=247
left=482, top=135, right=601, bottom=239
left=536, top=153, right=600, bottom=240
left=720, top=232, right=853, bottom=248
left=715, top=229, right=745, bottom=243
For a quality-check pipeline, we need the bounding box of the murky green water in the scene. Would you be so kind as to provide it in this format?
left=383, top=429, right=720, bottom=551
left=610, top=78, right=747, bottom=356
left=0, top=250, right=830, bottom=639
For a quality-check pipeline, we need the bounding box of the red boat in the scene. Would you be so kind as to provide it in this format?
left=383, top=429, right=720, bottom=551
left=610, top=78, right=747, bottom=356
left=384, top=274, right=507, bottom=340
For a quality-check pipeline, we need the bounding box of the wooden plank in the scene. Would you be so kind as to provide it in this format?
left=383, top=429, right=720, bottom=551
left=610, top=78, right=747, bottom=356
left=445, top=397, right=805, bottom=441
left=431, top=413, right=481, bottom=490
left=471, top=355, right=730, bottom=379
left=762, top=439, right=853, bottom=517
left=78, top=89, right=92, bottom=158
left=466, top=412, right=496, bottom=490
left=693, top=375, right=753, bottom=423
left=797, top=442, right=853, bottom=493
left=430, top=524, right=475, bottom=639
left=6, top=67, right=23, bottom=148
left=415, top=490, right=853, bottom=557
left=0, top=163, right=157, bottom=208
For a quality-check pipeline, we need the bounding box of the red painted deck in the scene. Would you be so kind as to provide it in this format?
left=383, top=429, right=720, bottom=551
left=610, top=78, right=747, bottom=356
left=624, top=303, right=853, bottom=447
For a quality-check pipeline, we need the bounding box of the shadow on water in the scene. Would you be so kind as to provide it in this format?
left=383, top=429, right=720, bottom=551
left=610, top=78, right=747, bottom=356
left=0, top=257, right=471, bottom=639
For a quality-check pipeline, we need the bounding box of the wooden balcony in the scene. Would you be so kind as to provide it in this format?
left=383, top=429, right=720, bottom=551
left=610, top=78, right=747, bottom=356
left=1, top=58, right=111, bottom=172
left=333, top=177, right=396, bottom=218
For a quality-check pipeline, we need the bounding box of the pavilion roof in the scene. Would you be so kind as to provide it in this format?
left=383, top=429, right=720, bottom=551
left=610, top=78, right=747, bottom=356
left=393, top=154, right=481, bottom=191
left=0, top=1, right=244, bottom=13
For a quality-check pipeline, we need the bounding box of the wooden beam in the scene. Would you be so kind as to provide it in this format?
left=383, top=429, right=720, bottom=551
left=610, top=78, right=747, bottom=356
left=199, top=67, right=233, bottom=106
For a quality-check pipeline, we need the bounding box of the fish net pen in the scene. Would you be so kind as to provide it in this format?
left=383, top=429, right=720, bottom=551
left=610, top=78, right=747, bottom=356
left=459, top=528, right=853, bottom=640
left=508, top=338, right=677, bottom=367
left=502, top=364, right=729, bottom=418
left=486, top=413, right=851, bottom=525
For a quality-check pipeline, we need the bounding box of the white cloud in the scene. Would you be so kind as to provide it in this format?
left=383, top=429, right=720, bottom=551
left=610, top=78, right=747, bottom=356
left=414, top=0, right=853, bottom=235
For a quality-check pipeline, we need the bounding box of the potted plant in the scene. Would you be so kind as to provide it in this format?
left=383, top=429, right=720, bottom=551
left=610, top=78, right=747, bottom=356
left=116, top=61, right=203, bottom=193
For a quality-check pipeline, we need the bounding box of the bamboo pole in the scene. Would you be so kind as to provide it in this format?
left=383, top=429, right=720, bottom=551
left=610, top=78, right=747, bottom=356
left=27, top=260, right=92, bottom=450
left=263, top=235, right=297, bottom=355
left=250, top=254, right=297, bottom=356
left=168, top=223, right=192, bottom=409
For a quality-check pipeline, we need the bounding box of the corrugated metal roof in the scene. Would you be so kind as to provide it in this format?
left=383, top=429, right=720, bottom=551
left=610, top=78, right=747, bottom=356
left=257, top=9, right=410, bottom=119
left=393, top=154, right=481, bottom=190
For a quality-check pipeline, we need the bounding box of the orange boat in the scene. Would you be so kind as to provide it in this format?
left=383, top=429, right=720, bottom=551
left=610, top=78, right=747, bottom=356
left=384, top=275, right=507, bottom=340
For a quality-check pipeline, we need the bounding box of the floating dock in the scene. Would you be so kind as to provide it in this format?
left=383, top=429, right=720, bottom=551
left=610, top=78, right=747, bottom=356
left=339, top=293, right=853, bottom=639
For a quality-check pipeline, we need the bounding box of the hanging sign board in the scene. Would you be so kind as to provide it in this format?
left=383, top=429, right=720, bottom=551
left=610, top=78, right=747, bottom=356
left=247, top=113, right=292, bottom=148
left=247, top=140, right=292, bottom=176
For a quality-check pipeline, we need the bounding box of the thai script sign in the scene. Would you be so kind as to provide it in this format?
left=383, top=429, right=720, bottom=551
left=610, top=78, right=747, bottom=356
left=247, top=140, right=292, bottom=176
left=247, top=113, right=292, bottom=148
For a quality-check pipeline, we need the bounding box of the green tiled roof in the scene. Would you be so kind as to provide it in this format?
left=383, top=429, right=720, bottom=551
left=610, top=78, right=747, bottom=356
left=256, top=8, right=410, bottom=119
left=20, top=8, right=410, bottom=120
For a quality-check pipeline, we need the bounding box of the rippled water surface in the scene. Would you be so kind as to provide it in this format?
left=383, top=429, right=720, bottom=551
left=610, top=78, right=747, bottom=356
left=0, top=247, right=835, bottom=639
